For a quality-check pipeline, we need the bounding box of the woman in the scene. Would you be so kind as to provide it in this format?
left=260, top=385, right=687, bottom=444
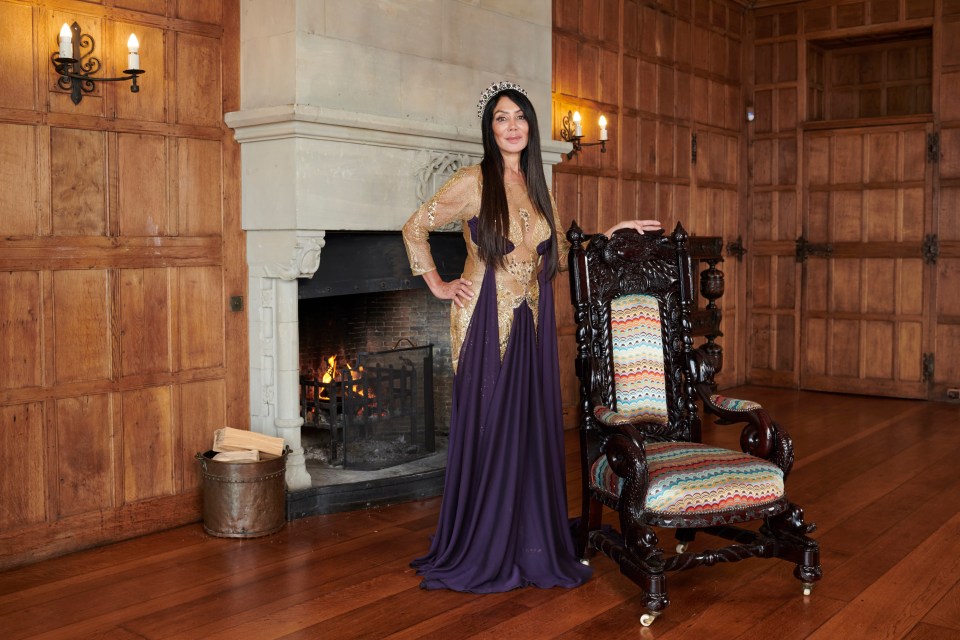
left=403, top=81, right=660, bottom=593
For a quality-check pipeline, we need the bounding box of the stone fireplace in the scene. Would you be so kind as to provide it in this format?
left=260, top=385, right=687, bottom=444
left=225, top=1, right=566, bottom=497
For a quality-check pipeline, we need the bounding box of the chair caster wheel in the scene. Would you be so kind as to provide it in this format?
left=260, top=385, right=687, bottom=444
left=579, top=558, right=590, bottom=566
left=640, top=611, right=660, bottom=627
left=676, top=542, right=688, bottom=553
left=802, top=583, right=813, bottom=596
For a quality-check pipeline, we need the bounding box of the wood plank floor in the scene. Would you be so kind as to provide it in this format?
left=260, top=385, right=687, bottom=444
left=2, top=386, right=959, bottom=639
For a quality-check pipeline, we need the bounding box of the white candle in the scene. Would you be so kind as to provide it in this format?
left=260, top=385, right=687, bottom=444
left=58, top=23, right=72, bottom=59
left=127, top=33, right=140, bottom=71
left=599, top=115, right=608, bottom=141
left=572, top=111, right=582, bottom=137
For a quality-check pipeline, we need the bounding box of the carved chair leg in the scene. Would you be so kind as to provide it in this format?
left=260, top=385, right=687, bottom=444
left=674, top=527, right=696, bottom=554
left=763, top=503, right=823, bottom=592
left=622, top=521, right=669, bottom=618
left=576, top=495, right=604, bottom=563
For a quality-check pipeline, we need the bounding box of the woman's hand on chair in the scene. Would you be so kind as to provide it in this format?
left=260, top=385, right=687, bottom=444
left=603, top=220, right=662, bottom=236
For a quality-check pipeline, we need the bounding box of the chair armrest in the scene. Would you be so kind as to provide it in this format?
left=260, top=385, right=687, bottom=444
left=594, top=406, right=673, bottom=440
left=603, top=430, right=652, bottom=505
left=687, top=348, right=796, bottom=476
left=592, top=406, right=646, bottom=449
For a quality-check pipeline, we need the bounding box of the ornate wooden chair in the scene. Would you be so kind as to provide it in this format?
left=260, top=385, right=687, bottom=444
left=566, top=222, right=821, bottom=626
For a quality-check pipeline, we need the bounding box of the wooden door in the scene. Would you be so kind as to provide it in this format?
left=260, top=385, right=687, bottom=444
left=800, top=123, right=933, bottom=398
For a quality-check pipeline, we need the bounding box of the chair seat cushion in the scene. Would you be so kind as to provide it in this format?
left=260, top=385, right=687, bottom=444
left=591, top=441, right=785, bottom=515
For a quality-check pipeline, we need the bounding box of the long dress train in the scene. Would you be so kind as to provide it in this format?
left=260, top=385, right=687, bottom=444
left=410, top=238, right=591, bottom=593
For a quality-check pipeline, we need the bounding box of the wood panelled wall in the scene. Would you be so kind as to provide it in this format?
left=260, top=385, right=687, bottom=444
left=551, top=0, right=749, bottom=425
left=748, top=0, right=960, bottom=400
left=0, top=0, right=244, bottom=570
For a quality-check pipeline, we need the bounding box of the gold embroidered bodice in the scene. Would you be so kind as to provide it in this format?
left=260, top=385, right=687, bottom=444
left=402, top=165, right=569, bottom=372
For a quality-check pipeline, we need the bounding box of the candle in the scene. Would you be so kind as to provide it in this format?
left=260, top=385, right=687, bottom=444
left=572, top=111, right=582, bottom=137
left=58, top=23, right=72, bottom=59
left=127, top=33, right=140, bottom=71
left=598, top=115, right=608, bottom=141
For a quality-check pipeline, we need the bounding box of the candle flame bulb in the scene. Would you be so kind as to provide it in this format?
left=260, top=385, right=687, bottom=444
left=127, top=34, right=140, bottom=71
left=598, top=115, right=608, bottom=141
left=58, top=23, right=72, bottom=59
left=572, top=110, right=582, bottom=137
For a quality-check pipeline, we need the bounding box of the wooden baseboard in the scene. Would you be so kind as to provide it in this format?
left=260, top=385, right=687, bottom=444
left=0, top=491, right=202, bottom=571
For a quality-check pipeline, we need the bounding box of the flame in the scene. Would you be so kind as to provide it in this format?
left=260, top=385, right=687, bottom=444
left=321, top=355, right=337, bottom=384
left=304, top=356, right=383, bottom=414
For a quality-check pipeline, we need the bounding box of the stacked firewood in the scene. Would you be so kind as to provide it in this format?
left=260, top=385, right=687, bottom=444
left=211, top=427, right=285, bottom=463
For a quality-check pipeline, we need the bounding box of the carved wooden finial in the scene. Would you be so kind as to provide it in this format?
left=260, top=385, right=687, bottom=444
left=567, top=220, right=586, bottom=247
left=672, top=222, right=688, bottom=245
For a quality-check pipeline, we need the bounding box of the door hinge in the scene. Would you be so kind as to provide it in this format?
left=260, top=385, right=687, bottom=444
left=726, top=235, right=747, bottom=261
left=795, top=236, right=834, bottom=263
left=922, top=353, right=935, bottom=382
left=927, top=133, right=940, bottom=163
left=922, top=234, right=939, bottom=264
left=691, top=132, right=697, bottom=165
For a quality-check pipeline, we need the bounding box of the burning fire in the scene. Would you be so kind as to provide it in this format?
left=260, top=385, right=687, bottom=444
left=308, top=355, right=372, bottom=403
left=321, top=355, right=337, bottom=384
left=301, top=354, right=403, bottom=422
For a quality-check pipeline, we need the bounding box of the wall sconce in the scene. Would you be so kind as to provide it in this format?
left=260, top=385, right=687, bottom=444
left=52, top=21, right=144, bottom=105
left=560, top=110, right=608, bottom=160
left=746, top=105, right=756, bottom=122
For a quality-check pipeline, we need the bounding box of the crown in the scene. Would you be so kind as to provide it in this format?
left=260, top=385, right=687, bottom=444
left=476, top=81, right=528, bottom=118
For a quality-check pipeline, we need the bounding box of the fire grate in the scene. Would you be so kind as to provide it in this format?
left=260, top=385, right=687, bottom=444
left=301, top=342, right=435, bottom=470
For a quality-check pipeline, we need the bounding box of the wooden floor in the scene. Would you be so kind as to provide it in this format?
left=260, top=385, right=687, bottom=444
left=2, top=386, right=959, bottom=639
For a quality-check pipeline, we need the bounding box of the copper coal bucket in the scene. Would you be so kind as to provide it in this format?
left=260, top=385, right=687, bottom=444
left=196, top=449, right=288, bottom=538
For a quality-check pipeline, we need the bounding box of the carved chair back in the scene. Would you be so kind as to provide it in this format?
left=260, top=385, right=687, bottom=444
left=568, top=223, right=701, bottom=458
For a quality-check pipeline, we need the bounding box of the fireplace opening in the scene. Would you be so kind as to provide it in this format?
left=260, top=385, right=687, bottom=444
left=295, top=230, right=466, bottom=499
left=301, top=342, right=436, bottom=470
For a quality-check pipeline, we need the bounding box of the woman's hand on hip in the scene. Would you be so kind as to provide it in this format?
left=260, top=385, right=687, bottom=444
left=423, top=271, right=474, bottom=308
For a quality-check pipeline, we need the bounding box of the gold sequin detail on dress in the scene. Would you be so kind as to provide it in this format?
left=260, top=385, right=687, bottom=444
left=402, top=166, right=570, bottom=372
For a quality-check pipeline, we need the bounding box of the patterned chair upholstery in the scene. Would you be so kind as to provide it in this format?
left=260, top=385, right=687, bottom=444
left=567, top=222, right=821, bottom=626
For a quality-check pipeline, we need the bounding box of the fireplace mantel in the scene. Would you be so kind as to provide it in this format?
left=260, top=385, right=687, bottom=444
left=229, top=0, right=563, bottom=492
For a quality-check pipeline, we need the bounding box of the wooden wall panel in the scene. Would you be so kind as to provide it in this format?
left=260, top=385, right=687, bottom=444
left=118, top=133, right=168, bottom=236
left=113, top=22, right=166, bottom=122
left=50, top=128, right=107, bottom=236
left=175, top=34, right=221, bottom=127
left=0, top=403, right=45, bottom=530
left=180, top=378, right=225, bottom=490
left=56, top=394, right=113, bottom=518
left=0, top=123, right=38, bottom=237
left=120, top=268, right=171, bottom=376
left=0, top=272, right=42, bottom=391
left=0, top=2, right=36, bottom=111
left=553, top=0, right=746, bottom=409
left=116, top=0, right=166, bottom=15
left=53, top=270, right=111, bottom=384
left=745, top=1, right=957, bottom=398
left=178, top=266, right=224, bottom=370
left=178, top=0, right=221, bottom=24
left=0, top=1, right=243, bottom=569
left=122, top=385, right=174, bottom=502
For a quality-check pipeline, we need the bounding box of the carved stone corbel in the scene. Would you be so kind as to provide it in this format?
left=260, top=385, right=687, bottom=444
left=263, top=234, right=326, bottom=281
left=415, top=151, right=478, bottom=232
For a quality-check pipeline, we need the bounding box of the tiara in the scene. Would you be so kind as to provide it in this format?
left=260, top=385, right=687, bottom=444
left=476, top=81, right=528, bottom=118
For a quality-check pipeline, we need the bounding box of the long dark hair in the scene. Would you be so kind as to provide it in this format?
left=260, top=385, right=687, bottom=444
left=478, top=89, right=559, bottom=279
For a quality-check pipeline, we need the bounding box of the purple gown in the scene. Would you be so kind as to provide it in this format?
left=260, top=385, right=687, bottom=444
left=410, top=228, right=592, bottom=592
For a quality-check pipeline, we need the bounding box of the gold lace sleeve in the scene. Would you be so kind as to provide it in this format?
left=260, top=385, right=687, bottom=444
left=550, top=192, right=570, bottom=273
left=402, top=166, right=479, bottom=276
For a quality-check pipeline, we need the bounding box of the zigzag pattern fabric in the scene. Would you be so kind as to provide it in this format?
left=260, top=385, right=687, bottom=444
left=610, top=294, right=668, bottom=424
left=591, top=441, right=784, bottom=515
left=710, top=394, right=761, bottom=412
